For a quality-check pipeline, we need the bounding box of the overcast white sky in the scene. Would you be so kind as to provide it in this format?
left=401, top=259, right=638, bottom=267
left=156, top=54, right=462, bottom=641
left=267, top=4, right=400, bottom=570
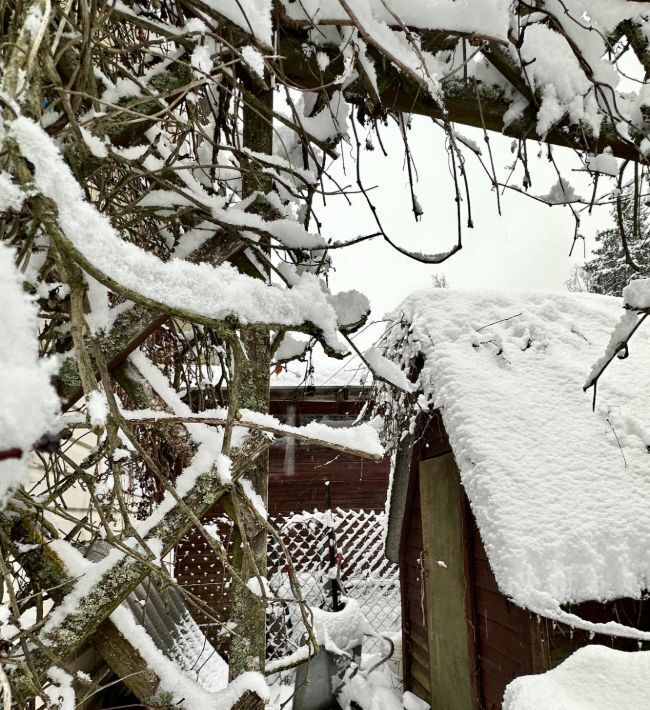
left=315, top=116, right=615, bottom=322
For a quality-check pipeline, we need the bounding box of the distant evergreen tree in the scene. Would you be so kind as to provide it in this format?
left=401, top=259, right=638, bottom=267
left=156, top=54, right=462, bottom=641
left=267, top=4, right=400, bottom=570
left=583, top=187, right=650, bottom=296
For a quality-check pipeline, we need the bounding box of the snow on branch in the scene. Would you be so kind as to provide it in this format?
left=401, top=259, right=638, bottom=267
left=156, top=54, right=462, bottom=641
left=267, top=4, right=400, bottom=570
left=202, top=0, right=274, bottom=48
left=279, top=0, right=650, bottom=163
left=138, top=129, right=328, bottom=250
left=52, top=540, right=268, bottom=710
left=282, top=0, right=511, bottom=43
left=7, top=0, right=650, bottom=705
left=585, top=279, right=650, bottom=396
left=364, top=347, right=415, bottom=393
left=9, top=433, right=269, bottom=695
left=0, top=243, right=59, bottom=505
left=584, top=310, right=647, bottom=397
left=8, top=116, right=360, bottom=354
left=64, top=407, right=384, bottom=460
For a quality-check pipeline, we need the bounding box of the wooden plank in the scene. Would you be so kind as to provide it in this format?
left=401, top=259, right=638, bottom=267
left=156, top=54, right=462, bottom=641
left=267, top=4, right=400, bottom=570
left=405, top=536, right=424, bottom=550
left=472, top=555, right=497, bottom=581
left=410, top=642, right=431, bottom=675
left=399, top=436, right=432, bottom=701
left=409, top=613, right=429, bottom=634
left=479, top=638, right=528, bottom=673
left=529, top=615, right=552, bottom=674
left=270, top=398, right=366, bottom=415
left=419, top=454, right=474, bottom=710
left=406, top=676, right=431, bottom=700
left=409, top=624, right=430, bottom=647
left=459, top=491, right=482, bottom=710
left=468, top=516, right=537, bottom=707
left=475, top=591, right=530, bottom=635
left=411, top=658, right=432, bottom=693
left=480, top=657, right=520, bottom=710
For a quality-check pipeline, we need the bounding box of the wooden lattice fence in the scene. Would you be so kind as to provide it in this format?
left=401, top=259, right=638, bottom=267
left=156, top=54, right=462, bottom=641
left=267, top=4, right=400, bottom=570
left=175, top=508, right=401, bottom=662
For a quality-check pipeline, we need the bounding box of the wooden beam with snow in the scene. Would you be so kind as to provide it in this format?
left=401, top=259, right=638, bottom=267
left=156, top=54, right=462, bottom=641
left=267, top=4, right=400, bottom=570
left=6, top=515, right=160, bottom=703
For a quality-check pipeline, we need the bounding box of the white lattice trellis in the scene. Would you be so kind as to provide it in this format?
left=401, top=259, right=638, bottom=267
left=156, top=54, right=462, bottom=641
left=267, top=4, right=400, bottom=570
left=176, top=507, right=401, bottom=668
left=267, top=508, right=401, bottom=663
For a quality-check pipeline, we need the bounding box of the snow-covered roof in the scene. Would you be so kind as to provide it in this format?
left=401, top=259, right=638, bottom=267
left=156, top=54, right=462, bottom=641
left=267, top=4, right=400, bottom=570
left=385, top=288, right=650, bottom=636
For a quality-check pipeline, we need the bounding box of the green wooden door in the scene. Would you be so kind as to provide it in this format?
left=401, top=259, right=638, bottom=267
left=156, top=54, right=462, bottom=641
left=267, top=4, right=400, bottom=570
left=419, top=454, right=475, bottom=710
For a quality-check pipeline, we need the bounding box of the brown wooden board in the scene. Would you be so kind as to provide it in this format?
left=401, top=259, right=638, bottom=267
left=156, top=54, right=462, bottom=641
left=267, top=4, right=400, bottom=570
left=399, top=463, right=431, bottom=702
left=419, top=454, right=475, bottom=710
left=268, top=396, right=390, bottom=514
left=469, top=514, right=535, bottom=709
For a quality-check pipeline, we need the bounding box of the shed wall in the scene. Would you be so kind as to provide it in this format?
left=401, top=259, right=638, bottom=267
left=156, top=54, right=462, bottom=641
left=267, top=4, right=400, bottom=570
left=471, top=513, right=650, bottom=707
left=268, top=397, right=389, bottom=514
left=400, top=411, right=650, bottom=710
left=469, top=515, right=536, bottom=709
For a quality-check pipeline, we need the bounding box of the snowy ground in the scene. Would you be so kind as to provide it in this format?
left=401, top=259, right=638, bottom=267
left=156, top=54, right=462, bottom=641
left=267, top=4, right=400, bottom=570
left=503, top=646, right=650, bottom=710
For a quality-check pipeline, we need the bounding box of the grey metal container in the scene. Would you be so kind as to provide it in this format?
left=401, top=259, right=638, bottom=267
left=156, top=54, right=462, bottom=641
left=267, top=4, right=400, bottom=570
left=293, top=643, right=362, bottom=710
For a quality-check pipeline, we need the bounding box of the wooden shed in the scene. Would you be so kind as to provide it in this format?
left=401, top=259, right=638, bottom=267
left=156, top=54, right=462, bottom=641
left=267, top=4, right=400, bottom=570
left=382, top=289, right=650, bottom=709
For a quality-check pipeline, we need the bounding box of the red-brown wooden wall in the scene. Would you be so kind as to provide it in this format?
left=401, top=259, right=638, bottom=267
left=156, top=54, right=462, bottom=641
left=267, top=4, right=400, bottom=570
left=469, top=515, right=534, bottom=710
left=268, top=392, right=389, bottom=514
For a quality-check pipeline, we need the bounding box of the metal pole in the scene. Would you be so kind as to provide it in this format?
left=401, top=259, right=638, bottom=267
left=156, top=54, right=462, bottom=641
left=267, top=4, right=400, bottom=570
left=325, top=481, right=341, bottom=611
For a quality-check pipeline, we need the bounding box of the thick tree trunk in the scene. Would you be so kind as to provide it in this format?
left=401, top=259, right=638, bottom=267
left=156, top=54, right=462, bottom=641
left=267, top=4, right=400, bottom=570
left=227, top=327, right=271, bottom=682
left=227, top=84, right=274, bottom=708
